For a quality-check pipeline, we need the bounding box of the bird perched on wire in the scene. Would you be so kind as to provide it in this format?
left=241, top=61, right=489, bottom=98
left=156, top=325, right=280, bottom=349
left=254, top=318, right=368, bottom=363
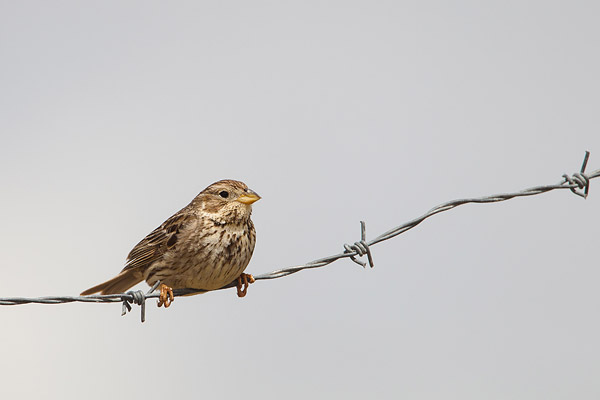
left=81, top=179, right=260, bottom=307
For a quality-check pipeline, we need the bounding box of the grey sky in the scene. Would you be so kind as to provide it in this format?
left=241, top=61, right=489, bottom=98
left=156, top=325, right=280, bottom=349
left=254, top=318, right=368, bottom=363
left=1, top=1, right=599, bottom=399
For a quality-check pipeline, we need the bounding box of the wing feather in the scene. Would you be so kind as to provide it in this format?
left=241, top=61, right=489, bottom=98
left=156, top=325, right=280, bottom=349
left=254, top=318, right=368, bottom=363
left=122, top=209, right=192, bottom=272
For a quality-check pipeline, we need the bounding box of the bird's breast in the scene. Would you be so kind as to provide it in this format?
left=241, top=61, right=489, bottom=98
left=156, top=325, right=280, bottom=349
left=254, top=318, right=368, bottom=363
left=153, top=217, right=256, bottom=290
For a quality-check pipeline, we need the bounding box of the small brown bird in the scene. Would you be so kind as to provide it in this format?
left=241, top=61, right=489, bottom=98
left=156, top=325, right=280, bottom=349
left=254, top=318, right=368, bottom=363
left=81, top=179, right=260, bottom=307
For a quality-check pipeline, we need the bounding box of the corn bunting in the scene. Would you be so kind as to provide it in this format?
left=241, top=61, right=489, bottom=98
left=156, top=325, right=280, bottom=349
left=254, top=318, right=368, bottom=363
left=81, top=179, right=260, bottom=307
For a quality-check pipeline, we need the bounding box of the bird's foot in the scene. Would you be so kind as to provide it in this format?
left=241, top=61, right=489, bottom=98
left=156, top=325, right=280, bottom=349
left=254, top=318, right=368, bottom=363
left=236, top=273, right=255, bottom=298
left=157, top=283, right=174, bottom=308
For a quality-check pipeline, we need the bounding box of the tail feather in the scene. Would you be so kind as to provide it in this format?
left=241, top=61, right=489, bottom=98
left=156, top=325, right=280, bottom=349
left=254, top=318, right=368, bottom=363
left=80, top=269, right=144, bottom=295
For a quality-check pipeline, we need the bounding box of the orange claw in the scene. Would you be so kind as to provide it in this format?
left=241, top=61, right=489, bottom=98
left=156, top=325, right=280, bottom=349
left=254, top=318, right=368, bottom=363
left=236, top=273, right=255, bottom=298
left=157, top=283, right=174, bottom=308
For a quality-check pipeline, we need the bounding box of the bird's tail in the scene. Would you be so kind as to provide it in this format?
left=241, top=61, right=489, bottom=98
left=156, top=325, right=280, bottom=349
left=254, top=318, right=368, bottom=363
left=80, top=269, right=143, bottom=295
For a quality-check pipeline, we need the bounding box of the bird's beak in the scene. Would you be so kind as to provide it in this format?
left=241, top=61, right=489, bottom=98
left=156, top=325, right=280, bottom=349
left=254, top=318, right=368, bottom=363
left=236, top=189, right=261, bottom=205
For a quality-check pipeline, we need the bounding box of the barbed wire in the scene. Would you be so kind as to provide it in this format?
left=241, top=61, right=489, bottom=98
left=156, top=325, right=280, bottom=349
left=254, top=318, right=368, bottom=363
left=1, top=151, right=597, bottom=322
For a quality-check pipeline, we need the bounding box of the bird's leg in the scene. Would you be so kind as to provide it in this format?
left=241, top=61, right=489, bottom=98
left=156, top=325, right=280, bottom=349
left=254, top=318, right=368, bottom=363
left=236, top=273, right=255, bottom=298
left=157, top=283, right=174, bottom=308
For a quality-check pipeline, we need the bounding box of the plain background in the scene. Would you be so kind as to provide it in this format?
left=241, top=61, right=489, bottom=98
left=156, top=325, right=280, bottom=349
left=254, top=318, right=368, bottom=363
left=1, top=1, right=599, bottom=399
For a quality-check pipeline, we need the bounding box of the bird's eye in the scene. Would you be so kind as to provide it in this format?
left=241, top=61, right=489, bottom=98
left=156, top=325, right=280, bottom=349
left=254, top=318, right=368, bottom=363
left=219, top=191, right=229, bottom=198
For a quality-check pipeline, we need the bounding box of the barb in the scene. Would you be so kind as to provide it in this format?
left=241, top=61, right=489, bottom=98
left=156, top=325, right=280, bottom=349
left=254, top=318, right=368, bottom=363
left=1, top=151, right=597, bottom=322
left=343, top=221, right=374, bottom=268
left=121, top=281, right=161, bottom=322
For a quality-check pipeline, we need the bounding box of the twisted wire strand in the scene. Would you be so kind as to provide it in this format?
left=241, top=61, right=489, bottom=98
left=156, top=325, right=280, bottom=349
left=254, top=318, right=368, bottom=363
left=1, top=151, right=597, bottom=322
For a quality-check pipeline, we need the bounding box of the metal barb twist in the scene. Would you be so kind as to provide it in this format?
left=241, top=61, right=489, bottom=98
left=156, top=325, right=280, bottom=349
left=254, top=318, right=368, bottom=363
left=343, top=221, right=375, bottom=268
left=121, top=281, right=161, bottom=323
left=562, top=151, right=591, bottom=199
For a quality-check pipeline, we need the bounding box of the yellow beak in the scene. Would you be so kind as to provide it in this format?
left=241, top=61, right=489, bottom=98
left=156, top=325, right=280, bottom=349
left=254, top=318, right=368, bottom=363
left=236, top=189, right=261, bottom=205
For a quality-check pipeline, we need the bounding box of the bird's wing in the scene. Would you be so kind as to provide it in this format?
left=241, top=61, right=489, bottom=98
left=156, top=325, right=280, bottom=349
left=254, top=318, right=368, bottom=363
left=121, top=208, right=193, bottom=272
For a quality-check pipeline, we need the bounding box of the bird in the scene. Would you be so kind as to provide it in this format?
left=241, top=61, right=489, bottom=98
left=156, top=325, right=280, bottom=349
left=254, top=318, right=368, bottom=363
left=80, top=179, right=260, bottom=307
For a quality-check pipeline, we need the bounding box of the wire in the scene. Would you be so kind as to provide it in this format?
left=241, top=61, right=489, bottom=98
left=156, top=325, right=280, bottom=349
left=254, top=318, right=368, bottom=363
left=1, top=151, right=597, bottom=322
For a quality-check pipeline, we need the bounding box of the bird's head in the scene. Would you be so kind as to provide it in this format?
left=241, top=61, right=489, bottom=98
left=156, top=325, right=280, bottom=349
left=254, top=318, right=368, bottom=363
left=195, top=179, right=260, bottom=224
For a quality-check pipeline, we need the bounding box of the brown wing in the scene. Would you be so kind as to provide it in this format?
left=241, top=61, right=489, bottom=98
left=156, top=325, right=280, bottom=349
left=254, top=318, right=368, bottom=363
left=121, top=208, right=192, bottom=272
